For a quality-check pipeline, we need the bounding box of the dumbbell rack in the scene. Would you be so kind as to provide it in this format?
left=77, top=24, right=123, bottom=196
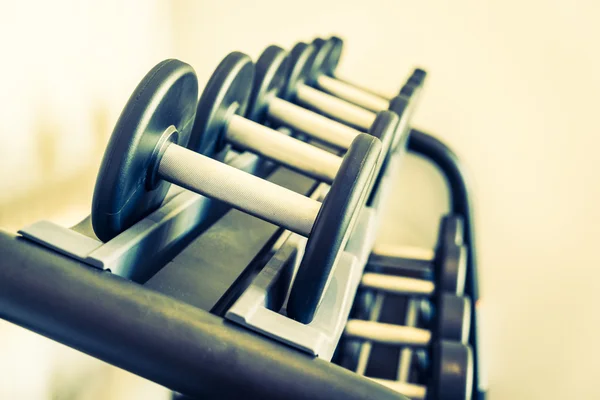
left=332, top=128, right=486, bottom=398
left=0, top=130, right=483, bottom=399
left=0, top=46, right=485, bottom=399
left=407, top=128, right=486, bottom=400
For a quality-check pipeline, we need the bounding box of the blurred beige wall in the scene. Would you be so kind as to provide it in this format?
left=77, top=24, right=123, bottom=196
left=1, top=0, right=599, bottom=399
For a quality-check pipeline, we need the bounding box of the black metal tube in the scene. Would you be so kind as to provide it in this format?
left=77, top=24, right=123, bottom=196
left=407, top=128, right=485, bottom=400
left=0, top=231, right=407, bottom=400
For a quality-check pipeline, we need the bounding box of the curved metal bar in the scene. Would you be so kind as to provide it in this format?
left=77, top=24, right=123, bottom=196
left=407, top=128, right=485, bottom=400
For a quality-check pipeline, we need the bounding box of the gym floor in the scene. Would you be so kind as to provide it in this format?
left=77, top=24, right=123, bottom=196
left=1, top=1, right=599, bottom=399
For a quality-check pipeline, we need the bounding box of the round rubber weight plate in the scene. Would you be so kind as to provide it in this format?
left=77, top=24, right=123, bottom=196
left=91, top=59, right=198, bottom=242
left=440, top=214, right=465, bottom=247
left=436, top=244, right=467, bottom=295
left=287, top=134, right=382, bottom=323
left=409, top=68, right=427, bottom=87
left=365, top=111, right=399, bottom=205
left=399, top=83, right=417, bottom=98
left=246, top=45, right=289, bottom=124
left=430, top=341, right=473, bottom=400
left=388, top=95, right=411, bottom=153
left=323, top=36, right=343, bottom=76
left=307, top=38, right=334, bottom=85
left=281, top=42, right=315, bottom=101
left=435, top=293, right=471, bottom=343
left=189, top=52, right=253, bottom=158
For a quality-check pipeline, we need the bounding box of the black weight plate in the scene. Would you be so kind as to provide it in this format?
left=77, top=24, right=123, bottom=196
left=387, top=95, right=411, bottom=153
left=246, top=45, right=289, bottom=124
left=307, top=38, right=334, bottom=85
left=435, top=294, right=471, bottom=343
left=323, top=36, right=343, bottom=76
left=365, top=111, right=399, bottom=205
left=399, top=84, right=417, bottom=98
left=288, top=133, right=382, bottom=323
left=439, top=214, right=465, bottom=247
left=430, top=341, right=473, bottom=400
left=281, top=42, right=315, bottom=101
left=434, top=215, right=466, bottom=294
left=91, top=59, right=198, bottom=242
left=408, top=68, right=427, bottom=87
left=189, top=52, right=253, bottom=158
left=369, top=111, right=397, bottom=168
left=435, top=244, right=467, bottom=295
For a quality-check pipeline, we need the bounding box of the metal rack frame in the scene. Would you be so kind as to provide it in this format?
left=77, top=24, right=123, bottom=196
left=408, top=128, right=485, bottom=400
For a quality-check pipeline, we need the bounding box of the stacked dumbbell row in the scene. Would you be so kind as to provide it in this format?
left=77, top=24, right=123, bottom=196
left=334, top=215, right=473, bottom=400
left=308, top=37, right=478, bottom=399
left=86, top=33, right=471, bottom=400
left=90, top=37, right=418, bottom=326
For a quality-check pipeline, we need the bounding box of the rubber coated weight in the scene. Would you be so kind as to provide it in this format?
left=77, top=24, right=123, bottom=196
left=288, top=133, right=381, bottom=323
left=438, top=214, right=464, bottom=248
left=320, top=36, right=428, bottom=97
left=366, top=215, right=468, bottom=297
left=306, top=38, right=334, bottom=85
left=321, top=36, right=343, bottom=76
left=308, top=37, right=426, bottom=155
left=407, top=68, right=427, bottom=87
left=371, top=341, right=473, bottom=400
left=436, top=293, right=471, bottom=346
left=191, top=52, right=347, bottom=184
left=281, top=42, right=314, bottom=101
left=93, top=57, right=382, bottom=324
left=247, top=46, right=398, bottom=209
left=290, top=40, right=413, bottom=153
left=188, top=52, right=252, bottom=159
left=247, top=45, right=397, bottom=196
left=386, top=95, right=410, bottom=153
left=434, top=214, right=467, bottom=295
left=429, top=341, right=473, bottom=400
left=399, top=84, right=417, bottom=98
left=246, top=45, right=289, bottom=125
left=91, top=59, right=198, bottom=242
left=433, top=243, right=466, bottom=296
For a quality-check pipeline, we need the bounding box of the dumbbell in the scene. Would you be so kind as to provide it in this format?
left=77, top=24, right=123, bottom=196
left=362, top=215, right=469, bottom=391
left=246, top=45, right=398, bottom=158
left=285, top=39, right=423, bottom=152
left=356, top=215, right=467, bottom=322
left=369, top=215, right=464, bottom=278
left=370, top=341, right=473, bottom=400
left=311, top=36, right=427, bottom=115
left=252, top=42, right=413, bottom=154
left=91, top=58, right=381, bottom=323
left=342, top=293, right=471, bottom=399
left=344, top=292, right=471, bottom=346
left=188, top=51, right=396, bottom=192
left=342, top=288, right=471, bottom=399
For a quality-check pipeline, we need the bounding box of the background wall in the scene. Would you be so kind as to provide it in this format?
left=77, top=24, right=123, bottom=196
left=1, top=0, right=599, bottom=398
